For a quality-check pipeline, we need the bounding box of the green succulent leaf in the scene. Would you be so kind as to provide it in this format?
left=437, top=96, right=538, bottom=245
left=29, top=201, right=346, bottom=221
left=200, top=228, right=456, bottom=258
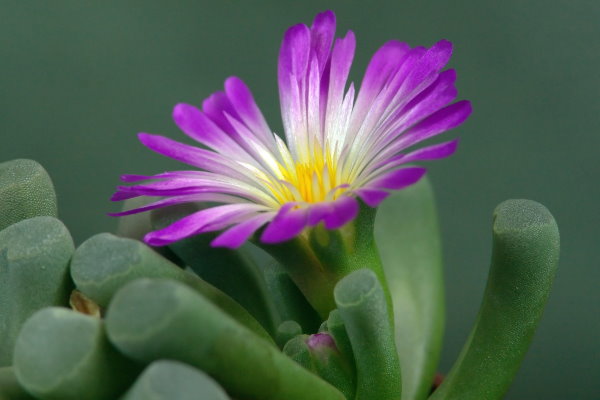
left=13, top=307, right=138, bottom=400
left=0, top=159, right=57, bottom=232
left=105, top=278, right=345, bottom=400
left=334, top=269, right=402, bottom=400
left=429, top=199, right=560, bottom=400
left=122, top=360, right=230, bottom=400
left=0, top=367, right=35, bottom=400
left=151, top=204, right=278, bottom=335
left=0, top=216, right=74, bottom=367
left=70, top=233, right=274, bottom=345
left=375, top=177, right=445, bottom=400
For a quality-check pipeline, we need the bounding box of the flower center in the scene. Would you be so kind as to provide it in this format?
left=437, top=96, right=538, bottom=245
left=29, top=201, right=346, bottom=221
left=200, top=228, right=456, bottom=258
left=269, top=149, right=348, bottom=205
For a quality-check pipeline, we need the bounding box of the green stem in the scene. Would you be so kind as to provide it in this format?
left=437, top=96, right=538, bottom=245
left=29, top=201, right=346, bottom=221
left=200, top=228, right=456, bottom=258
left=259, top=203, right=394, bottom=322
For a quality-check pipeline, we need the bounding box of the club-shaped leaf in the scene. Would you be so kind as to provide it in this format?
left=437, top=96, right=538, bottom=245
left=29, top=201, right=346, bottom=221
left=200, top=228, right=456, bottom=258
left=151, top=204, right=278, bottom=335
left=13, top=308, right=138, bottom=400
left=375, top=177, right=444, bottom=400
left=430, top=199, right=559, bottom=400
left=105, top=278, right=345, bottom=400
left=122, top=360, right=230, bottom=400
left=70, top=233, right=274, bottom=345
left=334, top=268, right=401, bottom=400
left=0, top=159, right=57, bottom=232
left=0, top=216, right=74, bottom=367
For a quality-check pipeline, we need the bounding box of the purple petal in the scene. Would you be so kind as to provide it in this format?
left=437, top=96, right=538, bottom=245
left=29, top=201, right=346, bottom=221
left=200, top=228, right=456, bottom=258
left=396, top=40, right=453, bottom=100
left=368, top=167, right=427, bottom=191
left=374, top=69, right=458, bottom=147
left=325, top=31, right=356, bottom=129
left=354, top=40, right=411, bottom=115
left=260, top=203, right=308, bottom=243
left=119, top=171, right=203, bottom=183
left=202, top=91, right=238, bottom=134
left=109, top=193, right=240, bottom=217
left=363, top=139, right=460, bottom=178
left=355, top=189, right=391, bottom=207
left=397, top=139, right=459, bottom=163
left=145, top=203, right=265, bottom=246
left=172, top=103, right=247, bottom=157
left=224, top=77, right=273, bottom=146
left=309, top=10, right=336, bottom=71
left=323, top=196, right=359, bottom=229
left=307, top=202, right=332, bottom=226
left=396, top=100, right=472, bottom=150
left=279, top=24, right=311, bottom=85
left=137, top=133, right=255, bottom=182
left=211, top=212, right=276, bottom=248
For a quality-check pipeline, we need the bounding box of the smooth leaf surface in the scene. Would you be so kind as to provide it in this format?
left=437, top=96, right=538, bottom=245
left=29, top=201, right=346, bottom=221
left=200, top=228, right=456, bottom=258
left=375, top=177, right=445, bottom=400
left=429, top=199, right=559, bottom=400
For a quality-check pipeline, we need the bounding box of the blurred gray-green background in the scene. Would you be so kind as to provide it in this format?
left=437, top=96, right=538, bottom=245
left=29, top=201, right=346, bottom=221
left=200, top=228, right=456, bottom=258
left=1, top=1, right=598, bottom=398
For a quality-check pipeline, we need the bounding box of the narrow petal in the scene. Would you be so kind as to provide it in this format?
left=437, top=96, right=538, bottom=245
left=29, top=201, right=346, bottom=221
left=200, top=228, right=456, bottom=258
left=211, top=212, right=276, bottom=248
left=397, top=139, right=459, bottom=163
left=260, top=203, right=309, bottom=243
left=361, top=139, right=459, bottom=179
left=396, top=40, right=453, bottom=102
left=145, top=203, right=266, bottom=246
left=323, top=196, right=359, bottom=229
left=309, top=10, right=336, bottom=71
left=109, top=193, right=242, bottom=216
left=353, top=40, right=411, bottom=119
left=172, top=103, right=250, bottom=159
left=307, top=202, right=332, bottom=226
left=279, top=24, right=311, bottom=85
left=355, top=188, right=391, bottom=207
left=367, top=167, right=427, bottom=190
left=224, top=77, right=274, bottom=147
left=324, top=31, right=356, bottom=143
left=137, top=133, right=251, bottom=181
left=395, top=100, right=472, bottom=150
left=202, top=91, right=238, bottom=133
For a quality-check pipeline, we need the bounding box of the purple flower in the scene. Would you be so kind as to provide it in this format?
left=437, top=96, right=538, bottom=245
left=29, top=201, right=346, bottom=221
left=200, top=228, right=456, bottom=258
left=111, top=10, right=471, bottom=249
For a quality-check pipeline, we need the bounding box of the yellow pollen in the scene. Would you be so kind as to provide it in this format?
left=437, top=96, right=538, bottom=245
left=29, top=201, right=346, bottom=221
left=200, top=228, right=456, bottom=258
left=271, top=148, right=347, bottom=204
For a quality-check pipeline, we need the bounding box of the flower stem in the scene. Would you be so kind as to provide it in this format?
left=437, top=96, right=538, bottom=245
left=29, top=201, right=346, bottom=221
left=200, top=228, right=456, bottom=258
left=259, top=203, right=394, bottom=323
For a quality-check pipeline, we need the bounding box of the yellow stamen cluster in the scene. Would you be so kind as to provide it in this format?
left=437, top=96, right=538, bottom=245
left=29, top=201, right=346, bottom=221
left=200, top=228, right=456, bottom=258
left=269, top=148, right=348, bottom=205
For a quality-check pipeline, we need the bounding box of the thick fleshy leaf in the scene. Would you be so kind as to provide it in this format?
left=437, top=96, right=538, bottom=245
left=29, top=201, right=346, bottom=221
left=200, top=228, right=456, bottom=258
left=375, top=177, right=445, bottom=400
left=430, top=200, right=559, bottom=400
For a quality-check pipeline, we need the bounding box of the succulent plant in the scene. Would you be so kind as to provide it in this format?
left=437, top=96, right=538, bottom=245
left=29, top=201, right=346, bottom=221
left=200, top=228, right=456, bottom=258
left=0, top=158, right=559, bottom=399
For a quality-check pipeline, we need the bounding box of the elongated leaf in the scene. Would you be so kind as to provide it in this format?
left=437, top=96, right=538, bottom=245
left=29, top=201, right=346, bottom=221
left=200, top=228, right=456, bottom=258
left=0, top=216, right=74, bottom=367
left=429, top=199, right=559, bottom=400
left=0, top=159, right=57, bottom=232
left=70, top=233, right=274, bottom=345
left=375, top=177, right=444, bottom=400
left=106, top=279, right=345, bottom=400
left=13, top=308, right=138, bottom=400
left=122, top=360, right=230, bottom=400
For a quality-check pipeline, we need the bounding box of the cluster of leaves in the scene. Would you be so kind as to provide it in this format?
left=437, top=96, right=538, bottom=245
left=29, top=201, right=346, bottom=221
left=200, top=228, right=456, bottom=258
left=0, top=159, right=559, bottom=400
